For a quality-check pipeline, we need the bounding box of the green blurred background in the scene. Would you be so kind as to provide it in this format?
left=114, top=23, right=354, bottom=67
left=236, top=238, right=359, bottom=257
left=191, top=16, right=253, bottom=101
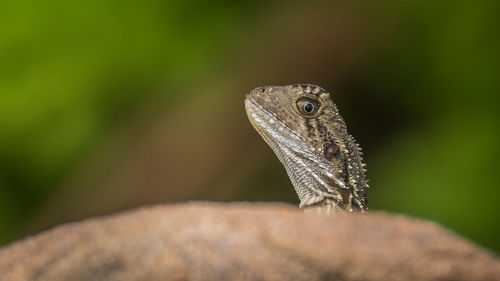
left=1, top=0, right=499, bottom=252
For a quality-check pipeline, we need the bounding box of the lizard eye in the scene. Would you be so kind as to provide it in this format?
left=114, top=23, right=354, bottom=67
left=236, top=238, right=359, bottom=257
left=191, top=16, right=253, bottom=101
left=296, top=98, right=319, bottom=116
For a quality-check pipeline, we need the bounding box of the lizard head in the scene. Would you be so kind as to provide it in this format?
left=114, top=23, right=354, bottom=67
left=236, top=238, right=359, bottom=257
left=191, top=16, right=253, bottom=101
left=245, top=84, right=368, bottom=212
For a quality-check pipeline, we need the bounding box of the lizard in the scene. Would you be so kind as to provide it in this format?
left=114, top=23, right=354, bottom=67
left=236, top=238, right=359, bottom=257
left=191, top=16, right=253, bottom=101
left=245, top=84, right=369, bottom=212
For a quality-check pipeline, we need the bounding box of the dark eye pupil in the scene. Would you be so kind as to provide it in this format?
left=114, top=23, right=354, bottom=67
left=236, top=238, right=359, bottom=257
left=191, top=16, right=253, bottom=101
left=304, top=103, right=314, bottom=112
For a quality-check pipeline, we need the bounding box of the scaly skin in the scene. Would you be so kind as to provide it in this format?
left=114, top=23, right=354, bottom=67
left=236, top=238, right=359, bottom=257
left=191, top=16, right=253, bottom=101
left=245, top=84, right=368, bottom=212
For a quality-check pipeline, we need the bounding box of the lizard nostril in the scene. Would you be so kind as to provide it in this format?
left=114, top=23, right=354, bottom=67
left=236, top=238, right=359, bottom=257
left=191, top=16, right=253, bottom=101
left=247, top=86, right=267, bottom=99
left=255, top=86, right=266, bottom=93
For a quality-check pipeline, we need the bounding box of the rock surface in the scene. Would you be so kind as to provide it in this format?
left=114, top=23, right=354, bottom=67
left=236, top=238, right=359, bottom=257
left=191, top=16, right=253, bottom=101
left=0, top=202, right=499, bottom=281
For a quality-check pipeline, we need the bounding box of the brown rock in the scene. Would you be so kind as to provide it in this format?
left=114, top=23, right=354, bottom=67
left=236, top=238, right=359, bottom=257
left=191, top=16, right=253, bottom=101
left=0, top=202, right=498, bottom=281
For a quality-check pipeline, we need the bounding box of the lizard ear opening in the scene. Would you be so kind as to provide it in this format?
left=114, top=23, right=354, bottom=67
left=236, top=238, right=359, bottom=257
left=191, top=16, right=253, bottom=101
left=324, top=143, right=341, bottom=162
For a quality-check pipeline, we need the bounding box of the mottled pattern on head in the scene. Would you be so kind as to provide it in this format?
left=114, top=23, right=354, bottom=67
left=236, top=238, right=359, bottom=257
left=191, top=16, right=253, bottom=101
left=245, top=84, right=368, bottom=212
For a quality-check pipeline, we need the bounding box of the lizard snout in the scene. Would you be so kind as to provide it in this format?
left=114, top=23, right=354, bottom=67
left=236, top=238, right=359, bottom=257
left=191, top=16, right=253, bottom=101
left=246, top=86, right=268, bottom=99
